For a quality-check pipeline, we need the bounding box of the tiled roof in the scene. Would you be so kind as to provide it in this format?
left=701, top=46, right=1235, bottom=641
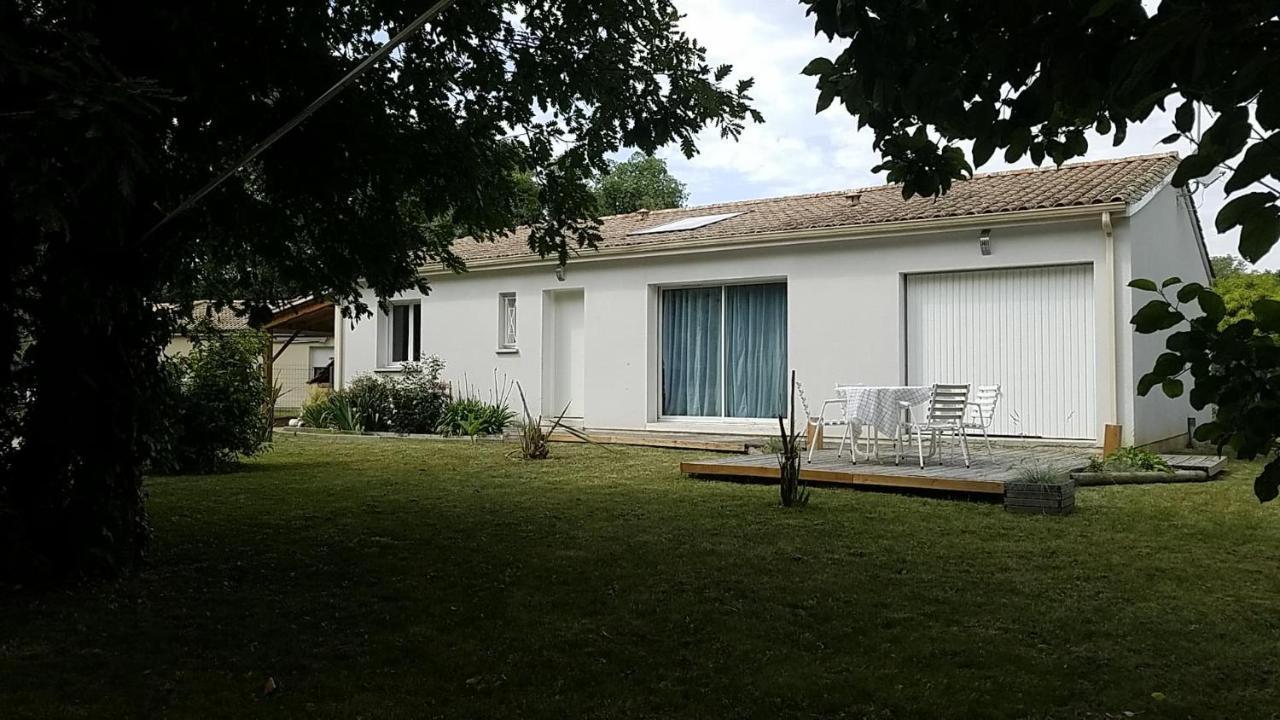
left=165, top=301, right=251, bottom=332
left=452, top=153, right=1179, bottom=264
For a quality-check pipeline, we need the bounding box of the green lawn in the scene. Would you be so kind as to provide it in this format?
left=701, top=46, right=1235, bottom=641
left=3, top=435, right=1279, bottom=719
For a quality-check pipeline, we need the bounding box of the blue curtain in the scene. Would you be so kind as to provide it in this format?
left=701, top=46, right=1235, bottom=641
left=725, top=283, right=787, bottom=418
left=661, top=287, right=722, bottom=416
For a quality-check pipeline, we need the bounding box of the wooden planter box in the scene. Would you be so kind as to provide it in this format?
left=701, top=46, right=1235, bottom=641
left=1004, top=479, right=1076, bottom=515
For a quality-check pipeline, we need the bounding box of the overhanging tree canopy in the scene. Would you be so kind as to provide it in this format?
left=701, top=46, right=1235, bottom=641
left=1, top=0, right=759, bottom=581
left=799, top=0, right=1280, bottom=500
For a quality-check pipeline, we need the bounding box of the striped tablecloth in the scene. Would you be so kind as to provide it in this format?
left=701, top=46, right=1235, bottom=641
left=841, top=385, right=932, bottom=437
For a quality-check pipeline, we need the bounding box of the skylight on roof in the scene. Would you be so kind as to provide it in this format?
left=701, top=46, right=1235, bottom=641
left=628, top=212, right=743, bottom=235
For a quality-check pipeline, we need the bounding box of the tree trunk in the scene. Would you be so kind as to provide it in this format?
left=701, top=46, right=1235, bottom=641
left=2, top=236, right=167, bottom=582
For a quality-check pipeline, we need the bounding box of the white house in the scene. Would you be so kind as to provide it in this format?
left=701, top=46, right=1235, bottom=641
left=334, top=153, right=1211, bottom=448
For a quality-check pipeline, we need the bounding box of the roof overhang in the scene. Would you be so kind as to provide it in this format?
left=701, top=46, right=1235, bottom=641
left=263, top=298, right=335, bottom=335
left=420, top=201, right=1128, bottom=277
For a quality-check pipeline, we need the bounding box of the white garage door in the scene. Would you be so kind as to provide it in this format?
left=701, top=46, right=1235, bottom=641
left=906, top=265, right=1096, bottom=440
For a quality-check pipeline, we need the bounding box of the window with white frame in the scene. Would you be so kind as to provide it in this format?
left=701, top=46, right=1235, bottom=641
left=498, top=292, right=517, bottom=350
left=380, top=301, right=421, bottom=366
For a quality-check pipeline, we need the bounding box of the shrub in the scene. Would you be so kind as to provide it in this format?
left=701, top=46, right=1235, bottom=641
left=1085, top=447, right=1173, bottom=474
left=341, top=374, right=392, bottom=431
left=152, top=322, right=270, bottom=474
left=325, top=394, right=364, bottom=432
left=437, top=371, right=515, bottom=437
left=776, top=417, right=808, bottom=507
left=386, top=357, right=450, bottom=434
left=298, top=389, right=365, bottom=432
left=436, top=398, right=514, bottom=436
left=516, top=414, right=551, bottom=459
left=301, top=358, right=450, bottom=434
left=299, top=388, right=332, bottom=428
left=776, top=373, right=808, bottom=507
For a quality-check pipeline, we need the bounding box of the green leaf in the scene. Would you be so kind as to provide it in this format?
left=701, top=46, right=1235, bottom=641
left=1258, top=87, right=1280, bottom=130
left=816, top=85, right=836, bottom=113
left=1161, top=377, right=1184, bottom=398
left=1215, top=191, right=1276, bottom=233
left=1175, top=282, right=1204, bottom=303
left=1171, top=153, right=1220, bottom=188
left=1197, top=288, right=1227, bottom=321
left=1174, top=99, right=1195, bottom=133
left=1128, top=278, right=1159, bottom=292
left=1136, top=371, right=1162, bottom=397
left=1153, top=352, right=1185, bottom=376
left=1161, top=276, right=1182, bottom=288
left=1193, top=421, right=1222, bottom=442
left=1254, top=458, right=1280, bottom=503
left=1239, top=207, right=1280, bottom=263
left=1159, top=133, right=1182, bottom=145
left=1166, top=330, right=1194, bottom=352
left=801, top=57, right=835, bottom=77
left=1253, top=298, right=1280, bottom=332
left=1131, top=299, right=1184, bottom=332
left=1223, top=136, right=1280, bottom=194
left=1199, top=105, right=1252, bottom=160
left=1112, top=118, right=1128, bottom=147
left=972, top=135, right=996, bottom=167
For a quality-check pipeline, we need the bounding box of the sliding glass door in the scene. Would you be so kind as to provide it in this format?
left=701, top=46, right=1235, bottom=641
left=661, top=282, right=787, bottom=418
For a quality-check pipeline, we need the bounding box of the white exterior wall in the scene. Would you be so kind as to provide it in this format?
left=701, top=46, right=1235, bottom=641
left=339, top=217, right=1146, bottom=442
left=1118, top=184, right=1214, bottom=446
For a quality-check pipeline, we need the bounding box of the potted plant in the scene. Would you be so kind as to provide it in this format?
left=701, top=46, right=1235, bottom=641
left=1005, top=464, right=1075, bottom=515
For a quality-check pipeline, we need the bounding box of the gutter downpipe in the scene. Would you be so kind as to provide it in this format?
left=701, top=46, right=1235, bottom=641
left=1101, top=210, right=1119, bottom=441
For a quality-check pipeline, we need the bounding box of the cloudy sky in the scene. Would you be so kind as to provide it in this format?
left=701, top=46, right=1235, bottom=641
left=640, top=0, right=1273, bottom=269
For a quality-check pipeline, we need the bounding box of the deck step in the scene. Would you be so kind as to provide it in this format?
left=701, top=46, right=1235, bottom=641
left=1158, top=454, right=1228, bottom=477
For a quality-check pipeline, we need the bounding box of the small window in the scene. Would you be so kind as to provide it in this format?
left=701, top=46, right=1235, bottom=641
left=385, top=301, right=421, bottom=365
left=498, top=293, right=517, bottom=350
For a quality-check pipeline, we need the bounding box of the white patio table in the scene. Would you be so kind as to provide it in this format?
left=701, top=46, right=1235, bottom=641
left=838, top=385, right=932, bottom=462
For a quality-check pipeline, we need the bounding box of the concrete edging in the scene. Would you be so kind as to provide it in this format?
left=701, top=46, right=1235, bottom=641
left=277, top=427, right=508, bottom=442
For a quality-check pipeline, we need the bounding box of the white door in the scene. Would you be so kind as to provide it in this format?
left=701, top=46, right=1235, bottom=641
left=905, top=265, right=1096, bottom=439
left=549, top=289, right=585, bottom=419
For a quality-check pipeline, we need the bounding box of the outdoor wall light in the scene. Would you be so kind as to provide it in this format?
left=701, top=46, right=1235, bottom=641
left=978, top=228, right=992, bottom=256
left=555, top=265, right=566, bottom=282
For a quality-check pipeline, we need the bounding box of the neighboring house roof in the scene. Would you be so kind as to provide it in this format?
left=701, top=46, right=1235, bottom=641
left=172, top=300, right=251, bottom=332
left=166, top=298, right=335, bottom=336
left=450, top=153, right=1180, bottom=266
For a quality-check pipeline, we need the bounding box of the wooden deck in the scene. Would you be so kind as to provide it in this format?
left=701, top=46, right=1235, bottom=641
left=680, top=445, right=1226, bottom=495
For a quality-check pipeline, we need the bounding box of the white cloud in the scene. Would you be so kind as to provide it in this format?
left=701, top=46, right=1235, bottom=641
left=653, top=0, right=1276, bottom=270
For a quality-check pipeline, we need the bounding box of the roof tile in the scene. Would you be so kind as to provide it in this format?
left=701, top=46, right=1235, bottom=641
left=453, top=153, right=1180, bottom=263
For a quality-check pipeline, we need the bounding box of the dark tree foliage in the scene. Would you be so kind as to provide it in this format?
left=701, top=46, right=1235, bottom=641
left=594, top=151, right=689, bottom=215
left=800, top=0, right=1280, bottom=500
left=1, top=0, right=759, bottom=582
left=1130, top=278, right=1280, bottom=501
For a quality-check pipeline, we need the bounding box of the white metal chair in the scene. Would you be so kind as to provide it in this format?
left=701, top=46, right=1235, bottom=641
left=895, top=384, right=971, bottom=469
left=798, top=382, right=862, bottom=462
left=963, top=385, right=1002, bottom=457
